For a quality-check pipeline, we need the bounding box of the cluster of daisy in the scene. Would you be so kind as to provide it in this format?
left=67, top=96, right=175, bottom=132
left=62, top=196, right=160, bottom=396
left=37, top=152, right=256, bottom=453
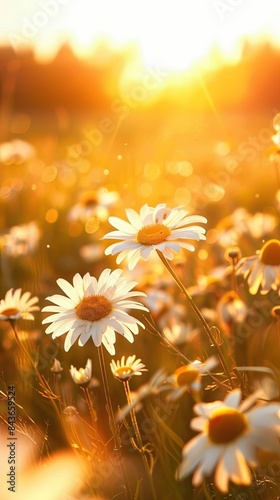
left=3, top=199, right=280, bottom=497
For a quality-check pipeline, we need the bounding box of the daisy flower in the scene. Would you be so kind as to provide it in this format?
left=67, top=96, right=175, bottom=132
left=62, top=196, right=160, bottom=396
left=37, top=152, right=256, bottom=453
left=167, top=357, right=217, bottom=401
left=42, top=269, right=148, bottom=355
left=50, top=358, right=63, bottom=373
left=68, top=188, right=119, bottom=223
left=0, top=139, right=35, bottom=164
left=102, top=203, right=207, bottom=270
left=177, top=389, right=280, bottom=493
left=110, top=354, right=147, bottom=382
left=4, top=221, right=40, bottom=257
left=116, top=369, right=168, bottom=421
left=162, top=321, right=200, bottom=347
left=217, top=291, right=248, bottom=335
left=236, top=239, right=280, bottom=294
left=70, top=359, right=92, bottom=386
left=0, top=288, right=39, bottom=321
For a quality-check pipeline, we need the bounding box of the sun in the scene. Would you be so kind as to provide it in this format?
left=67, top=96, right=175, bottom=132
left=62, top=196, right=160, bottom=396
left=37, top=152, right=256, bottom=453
left=7, top=0, right=280, bottom=71
left=45, top=0, right=280, bottom=71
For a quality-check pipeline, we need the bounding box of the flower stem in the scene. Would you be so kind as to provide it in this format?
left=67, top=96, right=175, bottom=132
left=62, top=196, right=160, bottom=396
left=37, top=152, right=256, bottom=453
left=97, top=345, right=121, bottom=450
left=156, top=251, right=234, bottom=390
left=82, top=386, right=97, bottom=429
left=123, top=379, right=158, bottom=500
left=97, top=346, right=131, bottom=498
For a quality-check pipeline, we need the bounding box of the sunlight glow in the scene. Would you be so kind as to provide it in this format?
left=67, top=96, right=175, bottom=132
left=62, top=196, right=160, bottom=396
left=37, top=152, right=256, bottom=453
left=3, top=0, right=280, bottom=70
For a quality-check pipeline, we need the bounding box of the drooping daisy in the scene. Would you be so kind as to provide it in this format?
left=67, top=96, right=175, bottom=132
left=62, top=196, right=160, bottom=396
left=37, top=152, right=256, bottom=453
left=102, top=203, right=207, bottom=270
left=50, top=358, right=63, bottom=373
left=116, top=369, right=168, bottom=421
left=42, top=270, right=148, bottom=355
left=167, top=357, right=217, bottom=401
left=0, top=288, right=39, bottom=321
left=236, top=239, right=280, bottom=294
left=177, top=389, right=280, bottom=493
left=217, top=291, right=248, bottom=335
left=70, top=359, right=92, bottom=386
left=110, top=355, right=147, bottom=382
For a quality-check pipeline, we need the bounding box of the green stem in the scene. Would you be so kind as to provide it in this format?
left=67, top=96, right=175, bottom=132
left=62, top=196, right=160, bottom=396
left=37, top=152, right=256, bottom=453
left=123, top=379, right=158, bottom=500
left=156, top=250, right=234, bottom=390
left=97, top=346, right=131, bottom=499
left=83, top=386, right=97, bottom=429
left=97, top=345, right=121, bottom=450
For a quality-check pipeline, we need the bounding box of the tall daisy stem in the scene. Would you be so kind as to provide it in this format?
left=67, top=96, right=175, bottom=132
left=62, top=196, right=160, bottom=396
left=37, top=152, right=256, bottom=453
left=97, top=345, right=131, bottom=498
left=156, top=251, right=234, bottom=390
left=97, top=345, right=121, bottom=450
left=82, top=386, right=97, bottom=429
left=123, top=379, right=158, bottom=500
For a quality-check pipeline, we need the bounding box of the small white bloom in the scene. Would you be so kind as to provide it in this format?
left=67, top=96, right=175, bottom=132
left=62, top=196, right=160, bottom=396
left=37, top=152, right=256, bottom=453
left=0, top=288, right=39, bottom=321
left=110, top=354, right=147, bottom=381
left=50, top=358, right=63, bottom=373
left=0, top=139, right=35, bottom=164
left=102, top=203, right=207, bottom=270
left=70, top=359, right=92, bottom=386
left=4, top=221, right=40, bottom=257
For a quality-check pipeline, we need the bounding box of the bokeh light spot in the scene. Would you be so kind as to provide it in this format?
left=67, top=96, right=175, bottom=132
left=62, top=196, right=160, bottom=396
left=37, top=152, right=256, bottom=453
left=41, top=165, right=57, bottom=183
left=85, top=216, right=100, bottom=234
left=45, top=208, right=59, bottom=223
left=204, top=183, right=225, bottom=202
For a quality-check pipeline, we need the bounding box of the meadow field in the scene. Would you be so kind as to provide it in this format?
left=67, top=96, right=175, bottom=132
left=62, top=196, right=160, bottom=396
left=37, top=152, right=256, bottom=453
left=1, top=41, right=280, bottom=500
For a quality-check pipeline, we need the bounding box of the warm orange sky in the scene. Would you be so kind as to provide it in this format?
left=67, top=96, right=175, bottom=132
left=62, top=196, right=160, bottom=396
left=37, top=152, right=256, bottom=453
left=3, top=0, right=280, bottom=70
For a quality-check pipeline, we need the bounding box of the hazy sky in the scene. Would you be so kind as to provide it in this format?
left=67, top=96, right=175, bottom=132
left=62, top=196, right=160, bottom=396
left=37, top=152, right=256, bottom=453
left=2, top=1, right=280, bottom=68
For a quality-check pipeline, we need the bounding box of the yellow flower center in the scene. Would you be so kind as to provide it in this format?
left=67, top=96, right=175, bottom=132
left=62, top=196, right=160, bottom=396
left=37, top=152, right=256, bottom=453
left=1, top=307, right=20, bottom=317
left=137, top=223, right=171, bottom=246
left=260, top=239, right=280, bottom=266
left=81, top=192, right=97, bottom=207
left=174, top=365, right=200, bottom=386
left=76, top=295, right=112, bottom=322
left=75, top=370, right=89, bottom=383
left=208, top=407, right=248, bottom=444
left=116, top=366, right=133, bottom=379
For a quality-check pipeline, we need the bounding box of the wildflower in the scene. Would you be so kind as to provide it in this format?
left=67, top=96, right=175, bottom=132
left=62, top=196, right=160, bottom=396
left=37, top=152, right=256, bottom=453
left=177, top=389, right=280, bottom=493
left=0, top=139, right=35, bottom=164
left=110, top=355, right=147, bottom=382
left=167, top=358, right=217, bottom=401
left=103, top=203, right=207, bottom=270
left=42, top=270, right=148, bottom=355
left=236, top=239, right=280, bottom=294
left=70, top=359, right=92, bottom=386
left=217, top=291, right=248, bottom=335
left=0, top=288, right=39, bottom=321
left=216, top=209, right=277, bottom=247
left=116, top=369, right=168, bottom=421
left=163, top=321, right=200, bottom=346
left=68, top=188, right=119, bottom=223
left=50, top=358, right=63, bottom=373
left=3, top=221, right=40, bottom=257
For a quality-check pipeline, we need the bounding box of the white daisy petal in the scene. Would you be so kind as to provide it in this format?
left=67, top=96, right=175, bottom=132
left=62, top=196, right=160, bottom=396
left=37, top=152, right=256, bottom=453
left=102, top=204, right=207, bottom=269
left=42, top=270, right=147, bottom=353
